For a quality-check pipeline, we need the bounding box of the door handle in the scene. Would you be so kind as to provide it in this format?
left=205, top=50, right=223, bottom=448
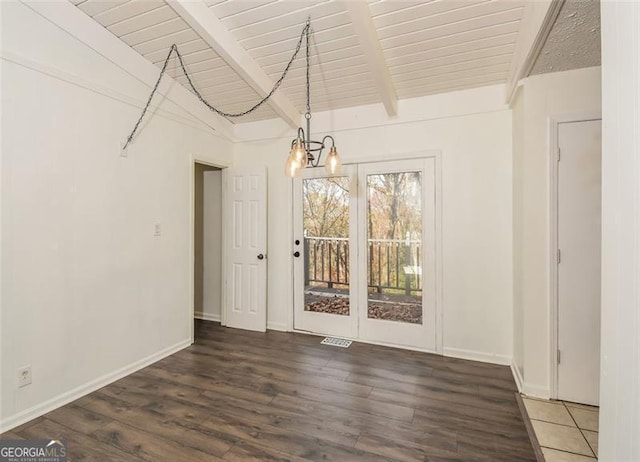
left=293, top=251, right=300, bottom=258
left=257, top=254, right=265, bottom=260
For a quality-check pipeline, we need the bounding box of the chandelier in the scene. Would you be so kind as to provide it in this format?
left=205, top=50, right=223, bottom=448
left=284, top=20, right=342, bottom=177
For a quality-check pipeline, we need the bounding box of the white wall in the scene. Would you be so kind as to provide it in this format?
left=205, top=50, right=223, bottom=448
left=0, top=2, right=231, bottom=431
left=201, top=170, right=222, bottom=322
left=234, top=85, right=514, bottom=363
left=599, top=1, right=640, bottom=459
left=511, top=67, right=602, bottom=397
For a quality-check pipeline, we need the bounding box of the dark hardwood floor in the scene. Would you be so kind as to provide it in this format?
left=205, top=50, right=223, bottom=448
left=2, top=320, right=535, bottom=461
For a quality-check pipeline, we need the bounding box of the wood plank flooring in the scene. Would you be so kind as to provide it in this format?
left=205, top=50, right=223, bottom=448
left=1, top=321, right=536, bottom=461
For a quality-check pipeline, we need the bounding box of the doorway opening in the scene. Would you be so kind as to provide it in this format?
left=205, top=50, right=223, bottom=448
left=194, top=163, right=223, bottom=333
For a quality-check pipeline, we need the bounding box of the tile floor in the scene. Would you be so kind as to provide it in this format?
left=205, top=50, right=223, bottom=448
left=522, top=396, right=599, bottom=461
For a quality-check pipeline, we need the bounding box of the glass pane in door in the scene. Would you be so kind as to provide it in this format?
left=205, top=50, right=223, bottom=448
left=303, top=177, right=351, bottom=316
left=366, top=172, right=423, bottom=324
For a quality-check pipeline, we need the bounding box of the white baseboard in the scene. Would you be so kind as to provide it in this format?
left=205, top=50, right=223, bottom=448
left=194, top=312, right=221, bottom=322
left=522, top=383, right=550, bottom=400
left=267, top=321, right=289, bottom=332
left=511, top=359, right=525, bottom=393
left=0, top=339, right=191, bottom=433
left=508, top=359, right=550, bottom=398
left=443, top=347, right=512, bottom=366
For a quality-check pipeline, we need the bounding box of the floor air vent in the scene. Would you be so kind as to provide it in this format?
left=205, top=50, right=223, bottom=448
left=321, top=337, right=352, bottom=348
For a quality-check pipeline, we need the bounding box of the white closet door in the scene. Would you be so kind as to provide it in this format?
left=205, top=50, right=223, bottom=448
left=557, top=119, right=602, bottom=405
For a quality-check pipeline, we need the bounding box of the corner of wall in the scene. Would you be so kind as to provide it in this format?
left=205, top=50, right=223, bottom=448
left=510, top=358, right=524, bottom=393
left=522, top=383, right=550, bottom=400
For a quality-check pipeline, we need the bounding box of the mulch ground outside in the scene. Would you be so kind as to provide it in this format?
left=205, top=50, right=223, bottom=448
left=304, top=290, right=422, bottom=324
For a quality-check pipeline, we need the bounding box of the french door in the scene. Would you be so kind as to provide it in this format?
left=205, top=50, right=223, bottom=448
left=292, top=165, right=358, bottom=338
left=357, top=160, right=436, bottom=350
left=293, top=158, right=437, bottom=351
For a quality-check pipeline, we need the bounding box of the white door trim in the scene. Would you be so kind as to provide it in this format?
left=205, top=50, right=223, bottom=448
left=549, top=114, right=601, bottom=399
left=434, top=151, right=443, bottom=355
left=290, top=150, right=442, bottom=355
left=342, top=149, right=441, bottom=166
left=189, top=156, right=228, bottom=344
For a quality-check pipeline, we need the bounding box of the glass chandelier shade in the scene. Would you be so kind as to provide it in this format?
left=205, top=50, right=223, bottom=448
left=324, top=146, right=342, bottom=175
left=284, top=135, right=308, bottom=177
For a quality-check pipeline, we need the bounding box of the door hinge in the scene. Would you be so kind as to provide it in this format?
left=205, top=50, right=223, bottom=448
left=557, top=249, right=561, bottom=264
left=557, top=350, right=561, bottom=364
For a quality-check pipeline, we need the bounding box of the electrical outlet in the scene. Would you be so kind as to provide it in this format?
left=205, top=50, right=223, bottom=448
left=17, top=366, right=32, bottom=387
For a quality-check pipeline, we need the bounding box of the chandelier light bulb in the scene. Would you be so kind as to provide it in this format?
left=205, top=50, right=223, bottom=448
left=324, top=146, right=342, bottom=175
left=285, top=152, right=302, bottom=177
left=292, top=139, right=308, bottom=169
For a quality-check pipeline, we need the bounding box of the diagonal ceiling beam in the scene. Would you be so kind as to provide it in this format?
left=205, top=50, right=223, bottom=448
left=505, top=0, right=565, bottom=104
left=167, top=0, right=300, bottom=128
left=343, top=0, right=398, bottom=117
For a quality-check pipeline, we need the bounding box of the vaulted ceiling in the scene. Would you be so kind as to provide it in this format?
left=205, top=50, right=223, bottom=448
left=70, top=0, right=529, bottom=125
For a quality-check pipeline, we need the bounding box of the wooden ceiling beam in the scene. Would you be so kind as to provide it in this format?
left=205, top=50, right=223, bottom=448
left=167, top=0, right=301, bottom=128
left=343, top=0, right=398, bottom=117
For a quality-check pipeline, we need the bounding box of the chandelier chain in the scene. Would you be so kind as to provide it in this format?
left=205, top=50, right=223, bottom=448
left=123, top=43, right=177, bottom=151
left=123, top=21, right=311, bottom=150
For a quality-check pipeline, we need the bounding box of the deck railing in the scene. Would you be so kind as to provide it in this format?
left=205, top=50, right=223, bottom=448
left=304, top=237, right=422, bottom=295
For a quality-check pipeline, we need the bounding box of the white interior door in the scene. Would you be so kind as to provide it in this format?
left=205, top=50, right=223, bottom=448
left=557, top=119, right=602, bottom=405
left=293, top=166, right=358, bottom=338
left=357, top=159, right=437, bottom=351
left=225, top=167, right=267, bottom=332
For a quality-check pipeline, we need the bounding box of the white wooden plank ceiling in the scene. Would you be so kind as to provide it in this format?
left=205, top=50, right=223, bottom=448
left=72, top=0, right=525, bottom=124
